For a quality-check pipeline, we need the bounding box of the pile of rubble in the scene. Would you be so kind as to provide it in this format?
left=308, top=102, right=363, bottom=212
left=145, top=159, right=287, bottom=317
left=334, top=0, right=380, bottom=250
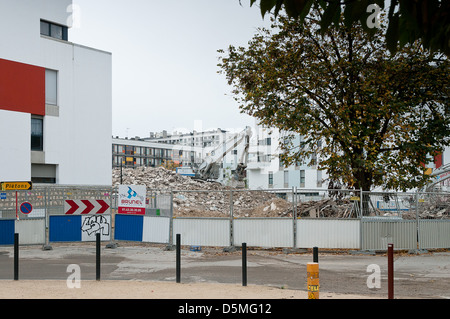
left=112, top=167, right=449, bottom=219
left=402, top=203, right=450, bottom=220
left=113, top=166, right=223, bottom=191
left=173, top=193, right=294, bottom=218
left=296, top=199, right=356, bottom=218
left=112, top=167, right=292, bottom=217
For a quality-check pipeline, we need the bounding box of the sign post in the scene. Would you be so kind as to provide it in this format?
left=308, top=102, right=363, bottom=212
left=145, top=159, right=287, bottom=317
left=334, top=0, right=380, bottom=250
left=0, top=182, right=33, bottom=221
left=0, top=181, right=32, bottom=191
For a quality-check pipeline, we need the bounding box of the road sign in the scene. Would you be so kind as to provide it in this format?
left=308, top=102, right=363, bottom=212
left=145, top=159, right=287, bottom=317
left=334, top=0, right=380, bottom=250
left=20, top=202, right=33, bottom=214
left=1, top=181, right=32, bottom=191
left=64, top=199, right=110, bottom=215
left=0, top=193, right=6, bottom=199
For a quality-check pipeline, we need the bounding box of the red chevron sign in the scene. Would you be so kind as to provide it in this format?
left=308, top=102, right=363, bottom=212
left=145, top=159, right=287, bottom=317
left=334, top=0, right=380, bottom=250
left=64, top=199, right=110, bottom=215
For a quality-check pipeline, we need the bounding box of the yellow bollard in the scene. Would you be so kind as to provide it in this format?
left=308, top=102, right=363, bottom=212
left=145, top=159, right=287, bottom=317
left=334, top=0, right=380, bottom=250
left=307, top=262, right=319, bottom=299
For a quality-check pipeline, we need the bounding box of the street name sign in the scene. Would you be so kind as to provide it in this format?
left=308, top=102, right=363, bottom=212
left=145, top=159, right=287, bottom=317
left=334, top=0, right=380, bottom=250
left=1, top=181, right=32, bottom=191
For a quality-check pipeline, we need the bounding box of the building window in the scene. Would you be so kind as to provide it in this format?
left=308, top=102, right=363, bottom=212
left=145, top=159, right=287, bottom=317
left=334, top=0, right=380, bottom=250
left=279, top=157, right=284, bottom=168
left=317, top=170, right=323, bottom=187
left=31, top=164, right=56, bottom=184
left=268, top=171, right=273, bottom=187
left=284, top=170, right=289, bottom=188
left=40, top=20, right=68, bottom=41
left=31, top=117, right=43, bottom=151
left=300, top=170, right=305, bottom=188
left=45, top=69, right=57, bottom=105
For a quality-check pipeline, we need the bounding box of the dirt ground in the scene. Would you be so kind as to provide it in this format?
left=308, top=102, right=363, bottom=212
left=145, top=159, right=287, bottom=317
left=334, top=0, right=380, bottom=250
left=1, top=243, right=448, bottom=300
left=0, top=280, right=379, bottom=299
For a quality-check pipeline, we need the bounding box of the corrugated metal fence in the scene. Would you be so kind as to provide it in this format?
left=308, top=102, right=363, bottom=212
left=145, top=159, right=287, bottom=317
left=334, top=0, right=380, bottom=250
left=1, top=186, right=449, bottom=251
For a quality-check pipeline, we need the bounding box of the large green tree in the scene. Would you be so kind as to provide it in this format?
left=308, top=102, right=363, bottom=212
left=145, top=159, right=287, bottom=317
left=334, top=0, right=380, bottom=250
left=218, top=10, right=449, bottom=191
left=243, top=0, right=450, bottom=56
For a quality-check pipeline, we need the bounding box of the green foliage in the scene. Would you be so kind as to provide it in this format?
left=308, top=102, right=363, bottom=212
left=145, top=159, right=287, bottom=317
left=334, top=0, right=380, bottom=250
left=243, top=0, right=450, bottom=56
left=218, top=10, right=450, bottom=191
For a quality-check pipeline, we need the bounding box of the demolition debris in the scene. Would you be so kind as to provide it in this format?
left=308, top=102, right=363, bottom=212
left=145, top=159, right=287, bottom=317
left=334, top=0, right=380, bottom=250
left=113, top=166, right=291, bottom=217
left=112, top=167, right=449, bottom=219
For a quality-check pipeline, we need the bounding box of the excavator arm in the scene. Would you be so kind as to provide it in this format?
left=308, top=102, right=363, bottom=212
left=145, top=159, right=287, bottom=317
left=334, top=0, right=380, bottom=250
left=424, top=163, right=450, bottom=192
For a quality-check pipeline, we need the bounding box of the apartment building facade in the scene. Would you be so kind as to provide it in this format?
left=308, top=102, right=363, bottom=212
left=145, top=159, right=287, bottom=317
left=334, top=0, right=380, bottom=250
left=247, top=125, right=450, bottom=192
left=112, top=137, right=177, bottom=169
left=246, top=126, right=328, bottom=190
left=0, top=0, right=112, bottom=185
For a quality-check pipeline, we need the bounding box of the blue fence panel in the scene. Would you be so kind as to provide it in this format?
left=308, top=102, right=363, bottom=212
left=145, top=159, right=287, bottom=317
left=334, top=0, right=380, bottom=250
left=49, top=215, right=82, bottom=242
left=114, top=214, right=143, bottom=241
left=0, top=220, right=15, bottom=245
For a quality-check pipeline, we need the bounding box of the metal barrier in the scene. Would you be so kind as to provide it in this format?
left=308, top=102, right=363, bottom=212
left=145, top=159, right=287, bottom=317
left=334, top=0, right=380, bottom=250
left=46, top=186, right=113, bottom=245
left=1, top=185, right=448, bottom=251
left=113, top=188, right=173, bottom=244
left=114, top=214, right=171, bottom=244
left=0, top=188, right=47, bottom=245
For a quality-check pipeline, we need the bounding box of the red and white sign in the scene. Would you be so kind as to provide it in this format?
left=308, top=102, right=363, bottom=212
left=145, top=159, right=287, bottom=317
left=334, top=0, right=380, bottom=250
left=64, top=199, right=110, bottom=215
left=118, top=185, right=146, bottom=215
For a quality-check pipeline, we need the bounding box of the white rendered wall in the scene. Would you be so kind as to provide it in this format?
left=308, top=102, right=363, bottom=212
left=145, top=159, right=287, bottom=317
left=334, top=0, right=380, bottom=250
left=0, top=110, right=31, bottom=181
left=0, top=0, right=112, bottom=185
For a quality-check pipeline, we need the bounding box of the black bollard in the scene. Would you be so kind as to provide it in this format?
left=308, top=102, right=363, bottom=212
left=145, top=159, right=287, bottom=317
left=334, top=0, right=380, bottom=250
left=176, top=234, right=181, bottom=283
left=14, top=233, right=19, bottom=281
left=96, top=233, right=101, bottom=281
left=313, top=246, right=318, bottom=263
left=388, top=243, right=394, bottom=299
left=242, top=243, right=247, bottom=286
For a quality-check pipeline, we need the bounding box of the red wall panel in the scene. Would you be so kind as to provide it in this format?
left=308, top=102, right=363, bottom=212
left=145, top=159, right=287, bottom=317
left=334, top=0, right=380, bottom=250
left=435, top=153, right=443, bottom=169
left=0, top=58, right=45, bottom=115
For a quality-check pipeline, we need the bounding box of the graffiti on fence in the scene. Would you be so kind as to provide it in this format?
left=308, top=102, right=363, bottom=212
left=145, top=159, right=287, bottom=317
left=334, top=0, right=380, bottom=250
left=81, top=215, right=110, bottom=237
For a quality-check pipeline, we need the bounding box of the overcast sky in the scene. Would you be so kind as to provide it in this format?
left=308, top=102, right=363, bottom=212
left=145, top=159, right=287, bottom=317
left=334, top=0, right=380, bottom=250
left=69, top=0, right=272, bottom=138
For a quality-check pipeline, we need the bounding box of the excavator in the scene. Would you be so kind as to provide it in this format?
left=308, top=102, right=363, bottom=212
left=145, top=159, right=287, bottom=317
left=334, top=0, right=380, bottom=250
left=193, top=126, right=252, bottom=187
left=424, top=163, right=450, bottom=192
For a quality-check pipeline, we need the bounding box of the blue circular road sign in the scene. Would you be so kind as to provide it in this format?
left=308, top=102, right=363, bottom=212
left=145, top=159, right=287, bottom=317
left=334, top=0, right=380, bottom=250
left=20, top=202, right=33, bottom=214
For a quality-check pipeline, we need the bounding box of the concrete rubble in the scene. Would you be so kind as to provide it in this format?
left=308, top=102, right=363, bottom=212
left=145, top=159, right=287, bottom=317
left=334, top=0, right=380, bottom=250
left=112, top=166, right=292, bottom=217
left=112, top=167, right=449, bottom=219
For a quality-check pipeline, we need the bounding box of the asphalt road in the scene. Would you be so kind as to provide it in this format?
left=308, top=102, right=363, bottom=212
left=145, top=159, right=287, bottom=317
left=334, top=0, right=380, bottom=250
left=0, top=242, right=449, bottom=299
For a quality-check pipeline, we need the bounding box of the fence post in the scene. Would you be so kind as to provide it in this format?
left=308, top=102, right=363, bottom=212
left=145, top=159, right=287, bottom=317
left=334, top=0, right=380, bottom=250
left=292, top=187, right=296, bottom=249
left=106, top=186, right=116, bottom=249
left=415, top=191, right=420, bottom=250
left=359, top=189, right=363, bottom=251
left=360, top=189, right=363, bottom=217
left=169, top=190, right=174, bottom=247
left=229, top=189, right=234, bottom=247
left=43, top=187, right=52, bottom=250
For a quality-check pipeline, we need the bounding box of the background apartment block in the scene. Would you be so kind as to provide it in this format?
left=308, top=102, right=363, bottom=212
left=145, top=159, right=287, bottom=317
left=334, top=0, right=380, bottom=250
left=112, top=128, right=248, bottom=185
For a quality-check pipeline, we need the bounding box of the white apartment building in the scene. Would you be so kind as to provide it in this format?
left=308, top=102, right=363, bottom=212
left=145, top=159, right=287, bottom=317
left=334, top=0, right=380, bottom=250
left=247, top=124, right=450, bottom=192
left=0, top=0, right=112, bottom=185
left=246, top=125, right=328, bottom=190
left=112, top=136, right=208, bottom=169
left=145, top=128, right=231, bottom=167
